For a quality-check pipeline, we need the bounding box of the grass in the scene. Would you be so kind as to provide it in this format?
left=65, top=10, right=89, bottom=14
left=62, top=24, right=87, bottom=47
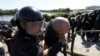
left=86, top=49, right=89, bottom=52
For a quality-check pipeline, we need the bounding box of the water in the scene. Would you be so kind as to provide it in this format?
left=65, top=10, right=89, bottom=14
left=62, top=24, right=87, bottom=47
left=0, top=12, right=53, bottom=22
left=0, top=15, right=14, bottom=22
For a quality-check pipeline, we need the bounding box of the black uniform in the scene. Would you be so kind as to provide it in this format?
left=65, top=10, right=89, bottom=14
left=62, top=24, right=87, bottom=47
left=10, top=30, right=43, bottom=56
left=44, top=23, right=64, bottom=56
left=10, top=6, right=46, bottom=56
left=93, top=15, right=100, bottom=42
left=0, top=46, right=5, bottom=56
left=1, top=28, right=12, bottom=54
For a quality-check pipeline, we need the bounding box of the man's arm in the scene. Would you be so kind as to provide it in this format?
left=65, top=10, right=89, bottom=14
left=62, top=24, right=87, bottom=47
left=2, top=36, right=11, bottom=41
left=43, top=36, right=66, bottom=56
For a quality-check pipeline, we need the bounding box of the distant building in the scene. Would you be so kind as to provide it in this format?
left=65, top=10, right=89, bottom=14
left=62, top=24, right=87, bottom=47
left=86, top=5, right=100, bottom=10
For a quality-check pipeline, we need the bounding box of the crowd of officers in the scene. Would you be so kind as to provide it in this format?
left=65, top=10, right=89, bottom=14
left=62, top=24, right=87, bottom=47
left=0, top=23, right=13, bottom=56
left=70, top=9, right=100, bottom=42
left=0, top=6, right=100, bottom=56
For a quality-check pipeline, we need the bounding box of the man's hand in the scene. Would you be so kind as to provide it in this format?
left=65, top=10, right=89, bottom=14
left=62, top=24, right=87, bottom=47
left=58, top=35, right=66, bottom=45
left=2, top=36, right=11, bottom=41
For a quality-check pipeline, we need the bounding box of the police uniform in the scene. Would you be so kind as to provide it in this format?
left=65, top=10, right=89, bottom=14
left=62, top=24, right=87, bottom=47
left=10, top=30, right=43, bottom=56
left=10, top=6, right=45, bottom=56
left=1, top=25, right=12, bottom=54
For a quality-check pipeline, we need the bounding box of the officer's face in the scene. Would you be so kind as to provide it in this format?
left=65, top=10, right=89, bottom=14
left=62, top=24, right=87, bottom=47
left=26, top=21, right=44, bottom=35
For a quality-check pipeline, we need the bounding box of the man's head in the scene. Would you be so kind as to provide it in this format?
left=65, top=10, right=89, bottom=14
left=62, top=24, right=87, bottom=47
left=14, top=6, right=45, bottom=35
left=2, top=25, right=9, bottom=32
left=51, top=17, right=71, bottom=35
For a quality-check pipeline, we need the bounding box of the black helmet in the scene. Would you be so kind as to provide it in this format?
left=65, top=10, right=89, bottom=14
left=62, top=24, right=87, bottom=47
left=82, top=13, right=88, bottom=17
left=2, top=25, right=9, bottom=29
left=15, top=6, right=44, bottom=21
left=14, top=6, right=45, bottom=35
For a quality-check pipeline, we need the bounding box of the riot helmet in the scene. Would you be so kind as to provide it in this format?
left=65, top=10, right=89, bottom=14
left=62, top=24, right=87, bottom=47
left=82, top=13, right=88, bottom=18
left=2, top=25, right=9, bottom=29
left=14, top=6, right=45, bottom=35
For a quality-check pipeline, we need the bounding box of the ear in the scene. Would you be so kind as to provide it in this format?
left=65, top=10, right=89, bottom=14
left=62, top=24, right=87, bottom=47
left=20, top=21, right=27, bottom=30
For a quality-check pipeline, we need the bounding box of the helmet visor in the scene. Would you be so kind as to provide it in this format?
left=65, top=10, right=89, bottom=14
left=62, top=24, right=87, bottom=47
left=26, top=19, right=45, bottom=35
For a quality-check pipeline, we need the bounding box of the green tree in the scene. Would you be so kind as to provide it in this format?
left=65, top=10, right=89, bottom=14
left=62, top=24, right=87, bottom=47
left=64, top=8, right=71, bottom=13
left=76, top=12, right=82, bottom=15
left=0, top=9, right=18, bottom=15
left=50, top=15, right=57, bottom=19
left=0, top=9, right=3, bottom=15
left=69, top=14, right=76, bottom=17
left=61, top=14, right=69, bottom=18
left=43, top=14, right=51, bottom=21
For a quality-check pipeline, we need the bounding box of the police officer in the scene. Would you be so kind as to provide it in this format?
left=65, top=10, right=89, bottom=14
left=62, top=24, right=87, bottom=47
left=1, top=24, right=12, bottom=54
left=10, top=6, right=45, bottom=56
left=43, top=17, right=70, bottom=56
left=81, top=13, right=92, bottom=41
left=0, top=40, right=5, bottom=56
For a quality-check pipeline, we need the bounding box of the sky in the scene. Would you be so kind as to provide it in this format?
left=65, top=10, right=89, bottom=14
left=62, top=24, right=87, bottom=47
left=0, top=0, right=100, bottom=10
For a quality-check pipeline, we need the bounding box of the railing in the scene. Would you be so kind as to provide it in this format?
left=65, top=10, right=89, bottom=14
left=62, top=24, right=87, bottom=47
left=70, top=30, right=100, bottom=56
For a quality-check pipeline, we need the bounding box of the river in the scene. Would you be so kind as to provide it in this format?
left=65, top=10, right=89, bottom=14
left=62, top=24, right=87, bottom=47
left=0, top=15, right=14, bottom=21
left=0, top=12, right=54, bottom=22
